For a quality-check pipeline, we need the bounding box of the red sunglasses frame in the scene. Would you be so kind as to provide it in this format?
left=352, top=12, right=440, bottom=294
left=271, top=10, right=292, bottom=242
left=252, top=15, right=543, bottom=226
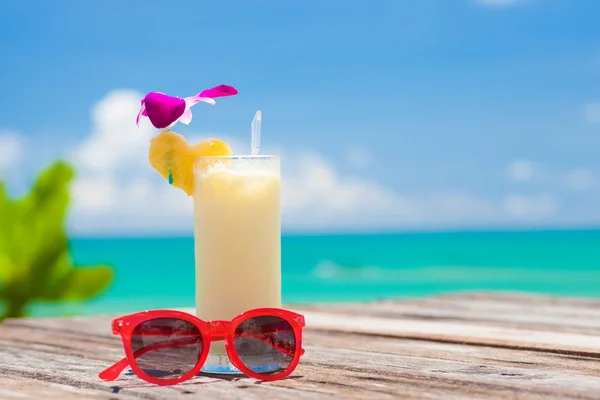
left=99, top=308, right=306, bottom=385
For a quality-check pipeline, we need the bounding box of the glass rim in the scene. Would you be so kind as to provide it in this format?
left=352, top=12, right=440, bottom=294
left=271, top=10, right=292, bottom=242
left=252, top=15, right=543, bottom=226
left=195, top=155, right=280, bottom=161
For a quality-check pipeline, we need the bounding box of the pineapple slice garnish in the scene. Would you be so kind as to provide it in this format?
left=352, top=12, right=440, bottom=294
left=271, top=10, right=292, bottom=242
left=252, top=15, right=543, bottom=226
left=149, top=131, right=232, bottom=196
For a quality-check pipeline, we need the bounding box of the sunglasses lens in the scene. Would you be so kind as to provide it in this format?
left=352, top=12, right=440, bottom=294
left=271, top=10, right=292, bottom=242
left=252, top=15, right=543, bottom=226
left=131, top=318, right=203, bottom=379
left=234, top=316, right=296, bottom=375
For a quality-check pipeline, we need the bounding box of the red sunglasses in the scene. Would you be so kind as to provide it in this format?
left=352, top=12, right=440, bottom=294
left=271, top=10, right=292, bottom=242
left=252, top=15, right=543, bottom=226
left=99, top=308, right=306, bottom=385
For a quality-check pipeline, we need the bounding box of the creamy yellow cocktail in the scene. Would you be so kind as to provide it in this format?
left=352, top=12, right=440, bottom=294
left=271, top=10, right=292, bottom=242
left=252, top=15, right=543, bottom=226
left=193, top=156, right=282, bottom=321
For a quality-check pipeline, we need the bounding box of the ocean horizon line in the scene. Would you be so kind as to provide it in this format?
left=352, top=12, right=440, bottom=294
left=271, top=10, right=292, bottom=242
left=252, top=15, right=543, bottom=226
left=69, top=225, right=600, bottom=240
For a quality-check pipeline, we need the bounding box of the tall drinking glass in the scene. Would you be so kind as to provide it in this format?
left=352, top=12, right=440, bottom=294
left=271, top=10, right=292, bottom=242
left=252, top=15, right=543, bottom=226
left=193, top=155, right=282, bottom=373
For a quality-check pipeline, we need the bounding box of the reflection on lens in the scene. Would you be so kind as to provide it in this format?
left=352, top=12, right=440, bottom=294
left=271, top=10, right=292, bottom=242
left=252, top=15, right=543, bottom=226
left=131, top=318, right=203, bottom=379
left=234, top=316, right=295, bottom=374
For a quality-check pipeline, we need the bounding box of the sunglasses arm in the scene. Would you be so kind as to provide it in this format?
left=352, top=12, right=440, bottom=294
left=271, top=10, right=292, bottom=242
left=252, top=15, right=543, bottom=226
left=99, top=337, right=199, bottom=381
left=99, top=358, right=128, bottom=381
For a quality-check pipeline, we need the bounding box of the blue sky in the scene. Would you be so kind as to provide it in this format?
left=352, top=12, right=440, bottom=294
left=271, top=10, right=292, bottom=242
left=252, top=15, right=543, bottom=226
left=1, top=0, right=599, bottom=235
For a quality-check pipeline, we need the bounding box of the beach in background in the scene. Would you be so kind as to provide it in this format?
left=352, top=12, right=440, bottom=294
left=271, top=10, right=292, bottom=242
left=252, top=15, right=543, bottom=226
left=28, top=229, right=600, bottom=318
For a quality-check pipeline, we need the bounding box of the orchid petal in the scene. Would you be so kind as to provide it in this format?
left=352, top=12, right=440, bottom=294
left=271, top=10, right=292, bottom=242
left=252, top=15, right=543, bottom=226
left=136, top=100, right=147, bottom=126
left=179, top=108, right=193, bottom=125
left=143, top=92, right=186, bottom=129
left=198, top=85, right=238, bottom=99
left=185, top=96, right=216, bottom=107
left=178, top=96, right=215, bottom=126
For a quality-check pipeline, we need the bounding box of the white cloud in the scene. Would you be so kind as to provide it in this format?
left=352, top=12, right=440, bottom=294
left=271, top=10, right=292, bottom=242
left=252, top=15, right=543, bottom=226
left=566, top=169, right=595, bottom=191
left=474, top=0, right=527, bottom=6
left=71, top=90, right=155, bottom=173
left=0, top=131, right=23, bottom=171
left=72, top=175, right=119, bottom=212
left=503, top=193, right=558, bottom=218
left=281, top=154, right=499, bottom=230
left=280, top=152, right=418, bottom=230
left=346, top=147, right=373, bottom=169
left=507, top=159, right=597, bottom=192
left=583, top=102, right=600, bottom=123
left=506, top=159, right=535, bottom=182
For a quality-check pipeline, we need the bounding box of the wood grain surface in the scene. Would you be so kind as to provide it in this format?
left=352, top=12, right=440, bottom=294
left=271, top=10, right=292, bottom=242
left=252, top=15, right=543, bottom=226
left=1, top=292, right=599, bottom=399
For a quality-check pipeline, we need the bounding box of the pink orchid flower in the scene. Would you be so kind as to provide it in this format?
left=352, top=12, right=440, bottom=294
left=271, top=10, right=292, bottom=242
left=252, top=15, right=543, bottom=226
left=136, top=85, right=238, bottom=130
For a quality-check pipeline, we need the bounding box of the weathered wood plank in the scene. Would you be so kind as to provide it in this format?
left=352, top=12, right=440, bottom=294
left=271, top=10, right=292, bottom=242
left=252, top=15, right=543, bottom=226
left=305, top=331, right=600, bottom=376
left=442, top=292, right=600, bottom=308
left=301, top=292, right=600, bottom=335
left=0, top=375, right=118, bottom=400
left=1, top=293, right=600, bottom=400
left=303, top=311, right=600, bottom=356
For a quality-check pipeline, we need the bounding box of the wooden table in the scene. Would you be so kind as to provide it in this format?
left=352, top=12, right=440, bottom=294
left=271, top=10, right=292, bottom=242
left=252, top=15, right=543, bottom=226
left=1, top=292, right=600, bottom=399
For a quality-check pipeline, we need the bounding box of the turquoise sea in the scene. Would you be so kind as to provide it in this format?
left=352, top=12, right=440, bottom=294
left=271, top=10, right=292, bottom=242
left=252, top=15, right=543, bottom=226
left=34, top=229, right=600, bottom=317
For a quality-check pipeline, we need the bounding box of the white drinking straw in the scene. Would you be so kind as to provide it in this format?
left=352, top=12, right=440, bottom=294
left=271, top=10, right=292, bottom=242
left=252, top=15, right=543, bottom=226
left=251, top=110, right=262, bottom=155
